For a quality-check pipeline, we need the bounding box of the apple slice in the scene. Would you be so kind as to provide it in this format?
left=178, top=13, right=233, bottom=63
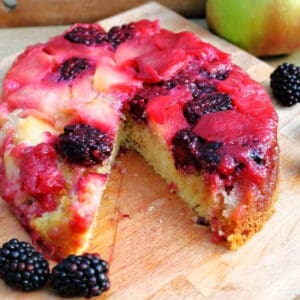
left=3, top=45, right=54, bottom=94
left=115, top=36, right=158, bottom=68
left=136, top=49, right=190, bottom=82
left=217, top=67, right=278, bottom=125
left=146, top=87, right=191, bottom=143
left=4, top=81, right=71, bottom=118
left=133, top=19, right=160, bottom=36
left=94, top=56, right=142, bottom=93
left=69, top=97, right=120, bottom=135
left=192, top=110, right=261, bottom=143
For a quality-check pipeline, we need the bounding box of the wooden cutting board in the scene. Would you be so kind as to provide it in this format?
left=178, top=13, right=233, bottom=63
left=0, top=2, right=300, bottom=299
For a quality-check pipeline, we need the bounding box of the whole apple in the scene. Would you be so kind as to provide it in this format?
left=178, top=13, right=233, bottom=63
left=206, top=0, right=300, bottom=56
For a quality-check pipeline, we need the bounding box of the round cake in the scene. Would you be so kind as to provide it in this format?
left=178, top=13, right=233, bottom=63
left=0, top=20, right=279, bottom=259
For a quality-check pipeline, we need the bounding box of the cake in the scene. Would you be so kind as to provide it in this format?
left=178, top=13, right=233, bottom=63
left=0, top=20, right=279, bottom=259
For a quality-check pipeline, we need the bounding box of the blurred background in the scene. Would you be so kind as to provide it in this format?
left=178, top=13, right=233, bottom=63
left=0, top=0, right=205, bottom=26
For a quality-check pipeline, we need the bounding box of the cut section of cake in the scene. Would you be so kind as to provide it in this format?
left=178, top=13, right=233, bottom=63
left=0, top=110, right=121, bottom=259
left=0, top=19, right=279, bottom=258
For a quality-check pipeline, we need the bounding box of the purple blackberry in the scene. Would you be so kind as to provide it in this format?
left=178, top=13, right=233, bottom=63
left=137, top=84, right=170, bottom=99
left=172, top=129, right=222, bottom=172
left=55, top=124, right=113, bottom=166
left=188, top=81, right=217, bottom=98
left=171, top=129, right=200, bottom=171
left=0, top=239, right=49, bottom=291
left=198, top=140, right=222, bottom=169
left=50, top=253, right=110, bottom=298
left=128, top=95, right=148, bottom=122
left=58, top=57, right=90, bottom=81
left=65, top=24, right=108, bottom=46
left=107, top=23, right=135, bottom=49
left=270, top=62, right=300, bottom=106
left=209, top=69, right=230, bottom=80
left=183, top=92, right=233, bottom=125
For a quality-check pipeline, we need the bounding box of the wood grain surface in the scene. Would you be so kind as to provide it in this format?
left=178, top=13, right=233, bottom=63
left=0, top=2, right=299, bottom=299
left=0, top=0, right=205, bottom=27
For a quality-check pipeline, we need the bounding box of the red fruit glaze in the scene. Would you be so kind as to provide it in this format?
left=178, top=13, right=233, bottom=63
left=192, top=110, right=261, bottom=143
left=69, top=173, right=107, bottom=232
left=18, top=143, right=65, bottom=198
left=136, top=49, right=190, bottom=82
left=3, top=45, right=54, bottom=95
left=146, top=87, right=191, bottom=143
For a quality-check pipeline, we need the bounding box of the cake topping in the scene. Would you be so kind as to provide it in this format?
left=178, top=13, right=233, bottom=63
left=183, top=92, right=233, bottom=125
left=249, top=148, right=265, bottom=165
left=58, top=57, right=90, bottom=81
left=55, top=124, right=113, bottom=166
left=188, top=81, right=217, bottom=98
left=172, top=129, right=222, bottom=172
left=0, top=239, right=49, bottom=291
left=270, top=62, right=300, bottom=106
left=128, top=95, right=149, bottom=122
left=107, top=23, right=135, bottom=49
left=50, top=253, right=110, bottom=298
left=64, top=24, right=108, bottom=46
left=20, top=143, right=65, bottom=197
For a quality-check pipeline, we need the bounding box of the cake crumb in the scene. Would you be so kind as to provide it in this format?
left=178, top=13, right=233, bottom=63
left=148, top=205, right=155, bottom=212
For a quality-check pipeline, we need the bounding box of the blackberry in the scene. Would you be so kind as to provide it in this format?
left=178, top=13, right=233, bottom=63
left=198, top=140, right=222, bottom=169
left=65, top=24, right=108, bottom=46
left=172, top=129, right=200, bottom=170
left=172, top=129, right=222, bottom=172
left=163, top=79, right=178, bottom=90
left=0, top=239, right=49, bottom=291
left=58, top=57, right=90, bottom=81
left=270, top=62, right=300, bottom=106
left=209, top=69, right=230, bottom=80
left=183, top=92, right=233, bottom=125
left=56, top=124, right=113, bottom=166
left=50, top=253, right=110, bottom=298
left=128, top=95, right=149, bottom=122
left=107, top=23, right=135, bottom=49
left=188, top=81, right=217, bottom=98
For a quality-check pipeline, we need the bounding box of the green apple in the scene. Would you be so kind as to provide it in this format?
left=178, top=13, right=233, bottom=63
left=206, top=0, right=300, bottom=56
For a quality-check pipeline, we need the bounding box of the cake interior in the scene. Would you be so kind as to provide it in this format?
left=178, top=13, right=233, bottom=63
left=122, top=116, right=279, bottom=249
